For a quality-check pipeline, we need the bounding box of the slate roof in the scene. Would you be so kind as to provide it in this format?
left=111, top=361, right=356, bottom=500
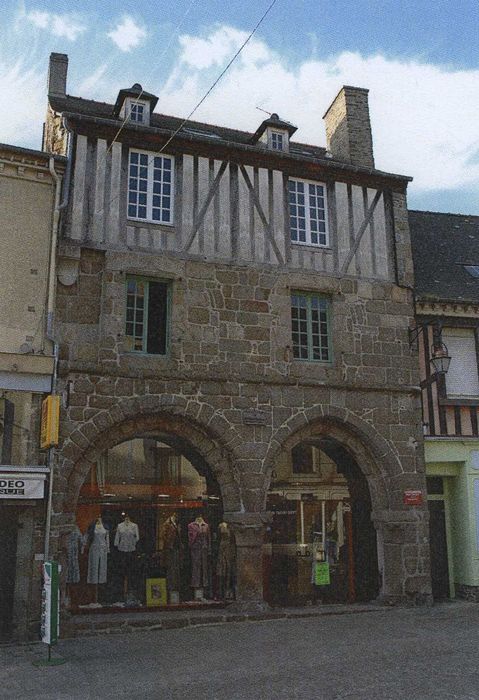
left=48, top=93, right=327, bottom=160
left=409, top=210, right=479, bottom=304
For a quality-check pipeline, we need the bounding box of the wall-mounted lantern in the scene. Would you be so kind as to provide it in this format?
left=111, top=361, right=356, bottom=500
left=408, top=324, right=451, bottom=376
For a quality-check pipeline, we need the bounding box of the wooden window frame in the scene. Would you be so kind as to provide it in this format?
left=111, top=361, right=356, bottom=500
left=291, top=291, right=332, bottom=363
left=125, top=275, right=171, bottom=356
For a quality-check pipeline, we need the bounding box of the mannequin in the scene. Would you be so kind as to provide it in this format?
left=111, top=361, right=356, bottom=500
left=66, top=525, right=85, bottom=584
left=87, top=517, right=110, bottom=590
left=161, top=512, right=182, bottom=604
left=216, top=522, right=236, bottom=600
left=187, top=515, right=211, bottom=600
left=114, top=514, right=139, bottom=597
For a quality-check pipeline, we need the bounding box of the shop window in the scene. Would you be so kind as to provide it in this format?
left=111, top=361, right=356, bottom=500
left=69, top=437, right=235, bottom=612
left=127, top=149, right=174, bottom=224
left=125, top=276, right=169, bottom=354
left=442, top=328, right=479, bottom=397
left=291, top=292, right=331, bottom=362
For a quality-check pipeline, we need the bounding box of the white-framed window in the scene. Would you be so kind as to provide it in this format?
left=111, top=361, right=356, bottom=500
left=127, top=150, right=174, bottom=224
left=443, top=328, right=479, bottom=397
left=129, top=101, right=145, bottom=123
left=271, top=131, right=284, bottom=151
left=288, top=179, right=328, bottom=246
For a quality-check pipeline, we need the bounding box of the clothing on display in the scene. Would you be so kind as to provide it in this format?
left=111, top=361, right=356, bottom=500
left=188, top=518, right=211, bottom=590
left=66, top=526, right=84, bottom=584
left=216, top=522, right=235, bottom=598
left=114, top=518, right=139, bottom=552
left=87, top=520, right=110, bottom=584
left=161, top=515, right=182, bottom=593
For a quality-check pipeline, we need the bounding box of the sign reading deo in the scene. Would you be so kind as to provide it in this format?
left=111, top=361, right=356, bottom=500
left=0, top=474, right=46, bottom=499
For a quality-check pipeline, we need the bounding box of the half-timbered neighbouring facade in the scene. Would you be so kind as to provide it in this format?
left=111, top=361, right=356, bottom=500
left=33, top=52, right=431, bottom=637
left=410, top=210, right=479, bottom=602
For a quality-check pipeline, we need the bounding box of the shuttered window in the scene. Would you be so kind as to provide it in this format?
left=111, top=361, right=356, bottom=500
left=443, top=328, right=479, bottom=397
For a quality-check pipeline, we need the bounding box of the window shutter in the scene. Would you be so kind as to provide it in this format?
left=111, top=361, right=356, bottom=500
left=443, top=329, right=479, bottom=397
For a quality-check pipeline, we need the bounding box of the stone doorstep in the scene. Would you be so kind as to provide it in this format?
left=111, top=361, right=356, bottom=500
left=63, top=603, right=387, bottom=638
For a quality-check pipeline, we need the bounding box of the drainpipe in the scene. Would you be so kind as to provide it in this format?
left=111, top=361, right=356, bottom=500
left=43, top=123, right=72, bottom=560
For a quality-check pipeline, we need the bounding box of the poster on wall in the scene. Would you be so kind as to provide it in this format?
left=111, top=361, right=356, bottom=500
left=146, top=578, right=167, bottom=606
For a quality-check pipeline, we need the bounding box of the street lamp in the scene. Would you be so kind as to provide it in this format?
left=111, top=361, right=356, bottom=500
left=408, top=324, right=451, bottom=376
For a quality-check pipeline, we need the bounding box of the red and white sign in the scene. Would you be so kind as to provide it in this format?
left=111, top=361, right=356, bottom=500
left=403, top=490, right=423, bottom=506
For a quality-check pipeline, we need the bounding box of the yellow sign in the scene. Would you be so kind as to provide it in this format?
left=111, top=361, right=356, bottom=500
left=40, top=395, right=60, bottom=449
left=146, top=578, right=167, bottom=607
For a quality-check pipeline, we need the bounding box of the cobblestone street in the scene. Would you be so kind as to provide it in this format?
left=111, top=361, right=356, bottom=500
left=2, top=602, right=478, bottom=699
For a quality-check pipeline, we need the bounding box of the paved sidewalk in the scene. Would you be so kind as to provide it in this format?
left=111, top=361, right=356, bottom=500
left=1, top=602, right=478, bottom=699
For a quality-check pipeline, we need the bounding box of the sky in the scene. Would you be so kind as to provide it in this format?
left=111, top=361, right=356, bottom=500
left=1, top=0, right=478, bottom=214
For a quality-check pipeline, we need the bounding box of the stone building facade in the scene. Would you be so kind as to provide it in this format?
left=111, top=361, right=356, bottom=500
left=0, top=143, right=66, bottom=639
left=36, top=52, right=432, bottom=635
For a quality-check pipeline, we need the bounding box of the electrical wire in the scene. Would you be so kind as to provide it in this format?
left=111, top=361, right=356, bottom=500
left=105, top=0, right=201, bottom=157
left=103, top=0, right=279, bottom=212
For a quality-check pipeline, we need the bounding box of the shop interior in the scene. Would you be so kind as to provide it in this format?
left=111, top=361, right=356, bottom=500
left=264, top=437, right=379, bottom=606
left=68, top=435, right=235, bottom=612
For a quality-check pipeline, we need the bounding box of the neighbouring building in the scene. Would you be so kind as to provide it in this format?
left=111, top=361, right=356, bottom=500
left=35, top=52, right=431, bottom=637
left=0, top=142, right=66, bottom=639
left=409, top=210, right=479, bottom=601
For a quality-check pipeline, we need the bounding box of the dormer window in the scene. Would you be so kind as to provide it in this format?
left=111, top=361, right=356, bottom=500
left=129, top=101, right=146, bottom=124
left=250, top=113, right=297, bottom=153
left=271, top=131, right=284, bottom=151
left=113, top=83, right=159, bottom=128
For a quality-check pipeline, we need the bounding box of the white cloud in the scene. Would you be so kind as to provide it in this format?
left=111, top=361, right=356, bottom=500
left=0, top=57, right=45, bottom=147
left=158, top=25, right=479, bottom=193
left=25, top=10, right=86, bottom=41
left=108, top=15, right=147, bottom=52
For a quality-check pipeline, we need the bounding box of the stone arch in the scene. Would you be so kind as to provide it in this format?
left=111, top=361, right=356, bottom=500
left=60, top=394, right=244, bottom=515
left=264, top=405, right=402, bottom=514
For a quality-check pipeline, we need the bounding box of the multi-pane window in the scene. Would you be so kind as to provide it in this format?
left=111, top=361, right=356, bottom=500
left=125, top=276, right=169, bottom=355
left=291, top=293, right=331, bottom=362
left=128, top=150, right=174, bottom=224
left=129, top=102, right=145, bottom=123
left=271, top=131, right=284, bottom=151
left=289, top=179, right=328, bottom=246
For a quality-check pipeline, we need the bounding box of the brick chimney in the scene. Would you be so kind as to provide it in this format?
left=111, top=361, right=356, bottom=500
left=47, top=53, right=68, bottom=97
left=323, top=86, right=374, bottom=169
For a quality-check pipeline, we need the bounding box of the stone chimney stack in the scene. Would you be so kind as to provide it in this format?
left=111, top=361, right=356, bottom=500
left=47, top=53, right=68, bottom=97
left=323, top=86, right=375, bottom=169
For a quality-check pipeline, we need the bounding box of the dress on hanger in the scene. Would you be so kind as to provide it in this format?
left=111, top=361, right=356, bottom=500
left=87, top=523, right=110, bottom=584
left=188, top=520, right=210, bottom=589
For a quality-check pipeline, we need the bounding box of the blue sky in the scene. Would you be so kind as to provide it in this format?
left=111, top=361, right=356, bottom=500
left=1, top=1, right=478, bottom=213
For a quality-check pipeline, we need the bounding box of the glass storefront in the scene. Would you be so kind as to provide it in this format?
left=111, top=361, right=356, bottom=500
left=264, top=440, right=377, bottom=606
left=67, top=437, right=235, bottom=612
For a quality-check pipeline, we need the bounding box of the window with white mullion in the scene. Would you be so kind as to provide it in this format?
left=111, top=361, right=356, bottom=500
left=129, top=102, right=145, bottom=123
left=128, top=150, right=174, bottom=224
left=289, top=178, right=328, bottom=247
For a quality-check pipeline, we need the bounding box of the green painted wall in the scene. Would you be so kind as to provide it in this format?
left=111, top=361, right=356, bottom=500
left=425, top=440, right=479, bottom=590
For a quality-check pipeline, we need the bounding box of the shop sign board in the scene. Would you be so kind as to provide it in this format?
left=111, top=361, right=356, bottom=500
left=41, top=561, right=61, bottom=645
left=0, top=473, right=46, bottom=498
left=40, top=395, right=60, bottom=449
left=314, top=562, right=330, bottom=586
left=403, top=490, right=423, bottom=506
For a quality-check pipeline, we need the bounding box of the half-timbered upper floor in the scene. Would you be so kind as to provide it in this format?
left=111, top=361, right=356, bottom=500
left=409, top=210, right=479, bottom=438
left=43, top=53, right=414, bottom=288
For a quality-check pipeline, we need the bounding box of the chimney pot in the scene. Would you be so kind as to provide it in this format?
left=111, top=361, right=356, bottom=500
left=48, top=53, right=68, bottom=97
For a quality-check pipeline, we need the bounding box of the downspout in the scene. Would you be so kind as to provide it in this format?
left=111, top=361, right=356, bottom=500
left=43, top=123, right=72, bottom=561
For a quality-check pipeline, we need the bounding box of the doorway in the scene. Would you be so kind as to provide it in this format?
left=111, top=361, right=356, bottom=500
left=0, top=508, right=18, bottom=637
left=427, top=477, right=450, bottom=600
